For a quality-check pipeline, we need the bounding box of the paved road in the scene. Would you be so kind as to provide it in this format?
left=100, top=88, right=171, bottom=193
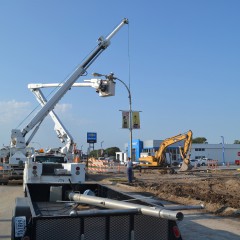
left=0, top=183, right=23, bottom=240
left=1, top=182, right=240, bottom=240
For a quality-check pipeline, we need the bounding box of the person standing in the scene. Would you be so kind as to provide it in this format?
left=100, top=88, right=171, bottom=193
left=126, top=157, right=133, bottom=183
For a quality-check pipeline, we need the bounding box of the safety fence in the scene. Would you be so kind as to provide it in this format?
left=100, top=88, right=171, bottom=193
left=207, top=160, right=218, bottom=169
left=86, top=158, right=126, bottom=173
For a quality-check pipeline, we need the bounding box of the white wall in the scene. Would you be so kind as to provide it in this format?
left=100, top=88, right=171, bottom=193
left=191, top=144, right=240, bottom=164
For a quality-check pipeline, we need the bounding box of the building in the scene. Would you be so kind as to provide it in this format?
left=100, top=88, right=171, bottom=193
left=121, top=139, right=240, bottom=164
left=191, top=143, right=240, bottom=165
left=123, top=139, right=184, bottom=162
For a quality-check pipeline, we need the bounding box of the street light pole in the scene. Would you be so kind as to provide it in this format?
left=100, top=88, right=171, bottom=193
left=92, top=72, right=132, bottom=160
left=80, top=145, right=83, bottom=158
left=114, top=78, right=132, bottom=160
left=220, top=136, right=225, bottom=166
left=101, top=141, right=104, bottom=157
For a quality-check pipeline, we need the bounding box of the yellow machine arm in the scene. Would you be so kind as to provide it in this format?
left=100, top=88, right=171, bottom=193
left=179, top=131, right=192, bottom=164
left=155, top=130, right=193, bottom=166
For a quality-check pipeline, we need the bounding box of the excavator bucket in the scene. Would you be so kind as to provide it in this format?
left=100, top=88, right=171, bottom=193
left=179, top=161, right=193, bottom=171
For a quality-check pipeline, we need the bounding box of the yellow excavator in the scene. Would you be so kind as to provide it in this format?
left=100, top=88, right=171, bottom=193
left=139, top=130, right=193, bottom=171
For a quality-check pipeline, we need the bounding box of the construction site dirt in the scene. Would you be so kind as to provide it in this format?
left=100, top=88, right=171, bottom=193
left=87, top=168, right=240, bottom=217
left=87, top=167, right=240, bottom=239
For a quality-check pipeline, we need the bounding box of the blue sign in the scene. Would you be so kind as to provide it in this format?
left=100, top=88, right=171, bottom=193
left=87, top=132, right=97, bottom=143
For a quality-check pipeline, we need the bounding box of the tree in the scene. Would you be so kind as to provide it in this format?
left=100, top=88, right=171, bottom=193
left=234, top=140, right=240, bottom=144
left=105, top=147, right=120, bottom=157
left=89, top=147, right=120, bottom=158
left=192, top=137, right=207, bottom=144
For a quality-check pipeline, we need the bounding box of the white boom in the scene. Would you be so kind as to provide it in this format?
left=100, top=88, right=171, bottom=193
left=28, top=79, right=116, bottom=161
left=8, top=18, right=128, bottom=168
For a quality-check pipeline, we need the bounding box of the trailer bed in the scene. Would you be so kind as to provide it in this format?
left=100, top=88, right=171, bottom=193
left=12, top=183, right=182, bottom=240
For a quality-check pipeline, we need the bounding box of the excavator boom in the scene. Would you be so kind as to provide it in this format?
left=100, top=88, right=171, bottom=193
left=139, top=130, right=193, bottom=171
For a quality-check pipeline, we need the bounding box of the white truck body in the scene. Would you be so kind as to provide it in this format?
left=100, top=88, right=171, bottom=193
left=23, top=153, right=85, bottom=189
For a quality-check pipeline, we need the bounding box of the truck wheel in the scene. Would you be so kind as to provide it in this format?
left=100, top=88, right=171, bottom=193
left=168, top=168, right=175, bottom=174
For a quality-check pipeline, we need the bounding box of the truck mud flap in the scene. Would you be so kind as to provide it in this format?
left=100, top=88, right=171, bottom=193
left=12, top=198, right=32, bottom=239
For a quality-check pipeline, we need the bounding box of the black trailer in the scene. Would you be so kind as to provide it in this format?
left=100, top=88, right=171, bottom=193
left=12, top=183, right=183, bottom=240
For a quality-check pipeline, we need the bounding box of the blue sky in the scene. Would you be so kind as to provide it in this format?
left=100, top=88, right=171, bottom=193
left=0, top=1, right=240, bottom=153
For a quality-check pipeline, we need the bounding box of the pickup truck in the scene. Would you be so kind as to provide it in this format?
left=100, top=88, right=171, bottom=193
left=12, top=183, right=183, bottom=240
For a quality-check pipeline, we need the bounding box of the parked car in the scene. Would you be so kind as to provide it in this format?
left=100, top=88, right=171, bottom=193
left=190, top=159, right=200, bottom=167
left=179, top=160, right=200, bottom=167
left=198, top=158, right=207, bottom=166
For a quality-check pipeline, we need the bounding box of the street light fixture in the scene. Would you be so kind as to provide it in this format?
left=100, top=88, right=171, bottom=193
left=101, top=141, right=104, bottom=157
left=92, top=72, right=133, bottom=160
left=220, top=136, right=225, bottom=166
left=80, top=145, right=83, bottom=157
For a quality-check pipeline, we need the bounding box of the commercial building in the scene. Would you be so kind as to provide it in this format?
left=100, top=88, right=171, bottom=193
left=190, top=143, right=240, bottom=165
left=118, top=139, right=240, bottom=165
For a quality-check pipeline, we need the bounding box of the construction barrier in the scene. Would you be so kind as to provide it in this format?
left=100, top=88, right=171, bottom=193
left=207, top=160, right=218, bottom=169
left=87, top=158, right=126, bottom=173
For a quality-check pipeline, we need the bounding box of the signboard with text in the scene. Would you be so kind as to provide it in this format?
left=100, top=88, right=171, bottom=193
left=87, top=132, right=97, bottom=143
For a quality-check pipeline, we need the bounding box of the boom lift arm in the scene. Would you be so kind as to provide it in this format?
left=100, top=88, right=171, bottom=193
left=28, top=79, right=116, bottom=161
left=10, top=18, right=128, bottom=152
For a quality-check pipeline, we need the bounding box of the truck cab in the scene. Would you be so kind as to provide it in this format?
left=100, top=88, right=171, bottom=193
left=23, top=152, right=85, bottom=190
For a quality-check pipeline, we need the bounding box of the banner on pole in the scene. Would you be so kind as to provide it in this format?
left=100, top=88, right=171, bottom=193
left=132, top=111, right=140, bottom=129
left=122, top=111, right=129, bottom=128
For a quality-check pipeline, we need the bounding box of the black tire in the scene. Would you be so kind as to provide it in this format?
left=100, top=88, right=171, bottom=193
left=168, top=168, right=175, bottom=174
left=136, top=166, right=141, bottom=171
left=11, top=217, right=16, bottom=240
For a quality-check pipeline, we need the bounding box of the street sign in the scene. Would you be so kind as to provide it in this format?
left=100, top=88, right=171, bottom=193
left=87, top=132, right=97, bottom=143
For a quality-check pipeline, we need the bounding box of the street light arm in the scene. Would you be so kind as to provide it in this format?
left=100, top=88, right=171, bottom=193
left=115, top=78, right=132, bottom=160
left=91, top=73, right=133, bottom=160
left=115, top=78, right=131, bottom=104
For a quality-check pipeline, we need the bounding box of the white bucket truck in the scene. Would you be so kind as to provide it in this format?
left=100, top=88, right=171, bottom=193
left=23, top=151, right=85, bottom=191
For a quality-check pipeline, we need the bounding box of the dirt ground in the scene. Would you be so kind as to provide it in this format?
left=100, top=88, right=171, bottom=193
left=87, top=168, right=240, bottom=217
